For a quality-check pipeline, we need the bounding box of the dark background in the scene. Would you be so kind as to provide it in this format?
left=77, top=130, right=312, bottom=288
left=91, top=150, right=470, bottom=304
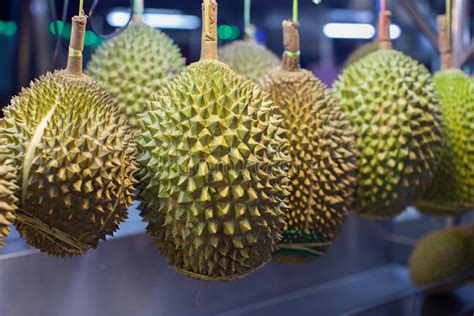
left=0, top=0, right=472, bottom=107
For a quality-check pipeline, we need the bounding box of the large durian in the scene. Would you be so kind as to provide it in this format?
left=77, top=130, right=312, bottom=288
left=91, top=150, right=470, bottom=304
left=409, top=226, right=474, bottom=293
left=0, top=136, right=17, bottom=248
left=87, top=6, right=185, bottom=127
left=261, top=21, right=357, bottom=263
left=136, top=0, right=290, bottom=281
left=0, top=15, right=138, bottom=256
left=333, top=11, right=442, bottom=219
left=417, top=16, right=474, bottom=216
left=219, top=39, right=280, bottom=83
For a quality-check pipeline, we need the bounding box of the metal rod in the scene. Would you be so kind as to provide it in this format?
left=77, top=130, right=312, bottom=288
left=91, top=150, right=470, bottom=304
left=398, top=0, right=439, bottom=52
left=451, top=0, right=470, bottom=67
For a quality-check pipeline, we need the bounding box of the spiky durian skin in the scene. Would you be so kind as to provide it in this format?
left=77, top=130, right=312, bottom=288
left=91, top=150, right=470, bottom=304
left=262, top=68, right=357, bottom=262
left=333, top=50, right=442, bottom=219
left=409, top=229, right=474, bottom=292
left=219, top=40, right=280, bottom=83
left=418, top=70, right=474, bottom=216
left=87, top=23, right=186, bottom=126
left=0, top=137, right=18, bottom=248
left=136, top=60, right=290, bottom=281
left=0, top=70, right=138, bottom=256
left=344, top=42, right=379, bottom=68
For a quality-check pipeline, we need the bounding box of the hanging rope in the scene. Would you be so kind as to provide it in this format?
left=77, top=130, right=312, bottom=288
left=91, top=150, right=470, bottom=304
left=292, top=0, right=298, bottom=24
left=79, top=0, right=84, bottom=16
left=381, top=0, right=386, bottom=14
left=89, top=0, right=134, bottom=39
left=244, top=0, right=255, bottom=38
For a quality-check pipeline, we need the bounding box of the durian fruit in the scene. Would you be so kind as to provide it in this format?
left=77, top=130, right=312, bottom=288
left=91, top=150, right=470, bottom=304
left=409, top=226, right=474, bottom=293
left=87, top=5, right=186, bottom=127
left=136, top=0, right=290, bottom=281
left=333, top=11, right=442, bottom=219
left=0, top=15, right=138, bottom=256
left=262, top=21, right=357, bottom=264
left=344, top=41, right=378, bottom=68
left=417, top=16, right=474, bottom=216
left=219, top=39, right=280, bottom=83
left=0, top=136, right=17, bottom=248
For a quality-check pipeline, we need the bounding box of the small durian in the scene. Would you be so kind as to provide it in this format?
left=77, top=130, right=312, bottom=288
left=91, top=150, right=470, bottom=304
left=136, top=0, right=290, bottom=281
left=87, top=5, right=185, bottom=127
left=343, top=41, right=379, bottom=68
left=333, top=11, right=442, bottom=219
left=219, top=39, right=280, bottom=83
left=0, top=137, right=18, bottom=248
left=262, top=21, right=357, bottom=263
left=0, top=15, right=138, bottom=256
left=409, top=226, right=474, bottom=293
left=417, top=16, right=474, bottom=216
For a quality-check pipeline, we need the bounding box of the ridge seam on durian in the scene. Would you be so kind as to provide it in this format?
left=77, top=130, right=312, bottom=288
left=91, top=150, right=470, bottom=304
left=21, top=99, right=59, bottom=204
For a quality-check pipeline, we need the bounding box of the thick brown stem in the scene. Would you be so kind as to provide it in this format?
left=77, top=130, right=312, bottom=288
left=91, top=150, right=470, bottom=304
left=438, top=15, right=453, bottom=70
left=378, top=11, right=393, bottom=50
left=132, top=0, right=144, bottom=24
left=282, top=20, right=300, bottom=71
left=65, top=15, right=87, bottom=77
left=200, top=0, right=218, bottom=61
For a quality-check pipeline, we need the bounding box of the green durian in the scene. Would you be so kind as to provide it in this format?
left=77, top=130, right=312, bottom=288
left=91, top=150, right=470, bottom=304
left=219, top=39, right=280, bottom=83
left=333, top=48, right=442, bottom=219
left=409, top=226, right=474, bottom=292
left=136, top=0, right=290, bottom=281
left=344, top=41, right=379, bottom=68
left=87, top=22, right=186, bottom=126
left=262, top=21, right=357, bottom=263
left=0, top=15, right=138, bottom=256
left=0, top=136, right=17, bottom=248
left=417, top=72, right=474, bottom=216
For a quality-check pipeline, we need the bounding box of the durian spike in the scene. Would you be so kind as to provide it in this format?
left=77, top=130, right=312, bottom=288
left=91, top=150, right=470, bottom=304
left=378, top=10, right=393, bottom=50
left=65, top=15, right=87, bottom=77
left=132, top=0, right=145, bottom=24
left=438, top=15, right=453, bottom=70
left=282, top=20, right=300, bottom=71
left=200, top=0, right=218, bottom=61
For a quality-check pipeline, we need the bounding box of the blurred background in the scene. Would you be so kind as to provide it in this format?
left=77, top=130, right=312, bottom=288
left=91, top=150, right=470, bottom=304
left=0, top=1, right=474, bottom=315
left=0, top=0, right=472, bottom=106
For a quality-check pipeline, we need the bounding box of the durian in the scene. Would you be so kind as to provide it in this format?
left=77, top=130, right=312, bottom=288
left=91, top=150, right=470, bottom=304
left=344, top=41, right=378, bottom=67
left=409, top=226, right=474, bottom=292
left=136, top=0, right=290, bottom=281
left=0, top=135, right=17, bottom=248
left=219, top=40, right=280, bottom=83
left=87, top=10, right=186, bottom=127
left=0, top=15, right=138, bottom=256
left=262, top=21, right=357, bottom=263
left=417, top=16, right=474, bottom=216
left=333, top=11, right=442, bottom=219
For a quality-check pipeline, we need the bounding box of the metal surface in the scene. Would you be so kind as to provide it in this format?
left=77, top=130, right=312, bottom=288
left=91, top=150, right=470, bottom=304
left=0, top=215, right=391, bottom=316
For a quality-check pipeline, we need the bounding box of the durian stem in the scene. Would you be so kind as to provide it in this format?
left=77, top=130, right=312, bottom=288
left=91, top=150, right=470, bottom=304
left=438, top=15, right=453, bottom=70
left=282, top=20, right=300, bottom=71
left=65, top=15, right=87, bottom=77
left=378, top=10, right=393, bottom=50
left=200, top=0, right=218, bottom=61
left=132, top=0, right=144, bottom=24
